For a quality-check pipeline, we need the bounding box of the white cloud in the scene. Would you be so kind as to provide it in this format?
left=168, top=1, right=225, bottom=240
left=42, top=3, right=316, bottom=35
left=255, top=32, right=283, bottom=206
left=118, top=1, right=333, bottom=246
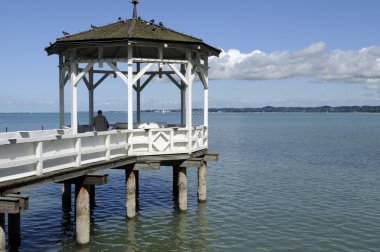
left=209, top=42, right=380, bottom=84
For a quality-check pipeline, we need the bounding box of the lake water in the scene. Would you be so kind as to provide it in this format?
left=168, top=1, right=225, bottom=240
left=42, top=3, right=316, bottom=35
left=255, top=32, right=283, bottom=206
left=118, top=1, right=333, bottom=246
left=1, top=112, right=380, bottom=251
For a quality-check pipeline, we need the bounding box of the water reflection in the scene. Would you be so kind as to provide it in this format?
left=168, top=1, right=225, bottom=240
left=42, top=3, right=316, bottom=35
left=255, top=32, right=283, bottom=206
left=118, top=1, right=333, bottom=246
left=125, top=218, right=139, bottom=252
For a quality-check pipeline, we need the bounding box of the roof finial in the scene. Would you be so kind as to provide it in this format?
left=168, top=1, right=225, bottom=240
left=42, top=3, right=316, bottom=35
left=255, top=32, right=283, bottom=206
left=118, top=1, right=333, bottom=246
left=131, top=0, right=140, bottom=19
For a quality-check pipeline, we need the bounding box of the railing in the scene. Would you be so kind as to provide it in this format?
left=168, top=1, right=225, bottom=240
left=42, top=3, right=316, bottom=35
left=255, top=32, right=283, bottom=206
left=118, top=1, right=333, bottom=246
left=0, top=126, right=208, bottom=183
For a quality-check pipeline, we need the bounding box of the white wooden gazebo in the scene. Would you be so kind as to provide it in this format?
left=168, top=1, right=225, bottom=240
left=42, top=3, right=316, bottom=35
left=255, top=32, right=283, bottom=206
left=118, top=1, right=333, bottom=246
left=46, top=1, right=220, bottom=135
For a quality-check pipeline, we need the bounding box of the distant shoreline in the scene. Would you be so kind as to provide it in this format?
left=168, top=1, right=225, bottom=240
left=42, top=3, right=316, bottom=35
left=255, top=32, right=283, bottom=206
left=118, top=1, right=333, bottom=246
left=1, top=106, right=380, bottom=114
left=144, top=106, right=380, bottom=113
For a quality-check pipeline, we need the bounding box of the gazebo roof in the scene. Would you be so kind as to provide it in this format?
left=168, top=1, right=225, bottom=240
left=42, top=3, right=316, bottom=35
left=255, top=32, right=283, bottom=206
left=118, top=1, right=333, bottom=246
left=45, top=18, right=221, bottom=57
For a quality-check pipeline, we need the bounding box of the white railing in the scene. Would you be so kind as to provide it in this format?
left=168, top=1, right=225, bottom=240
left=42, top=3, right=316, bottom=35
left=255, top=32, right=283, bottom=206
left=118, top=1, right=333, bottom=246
left=0, top=126, right=208, bottom=183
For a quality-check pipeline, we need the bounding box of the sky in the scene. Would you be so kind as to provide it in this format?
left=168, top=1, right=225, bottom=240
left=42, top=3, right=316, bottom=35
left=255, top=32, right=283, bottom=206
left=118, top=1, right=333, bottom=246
left=1, top=0, right=380, bottom=112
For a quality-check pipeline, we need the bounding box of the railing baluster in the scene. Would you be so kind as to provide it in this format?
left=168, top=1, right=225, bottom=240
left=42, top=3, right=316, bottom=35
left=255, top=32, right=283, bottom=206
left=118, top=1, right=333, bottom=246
left=75, top=138, right=81, bottom=167
left=148, top=130, right=152, bottom=152
left=35, top=142, right=43, bottom=176
left=105, top=135, right=111, bottom=161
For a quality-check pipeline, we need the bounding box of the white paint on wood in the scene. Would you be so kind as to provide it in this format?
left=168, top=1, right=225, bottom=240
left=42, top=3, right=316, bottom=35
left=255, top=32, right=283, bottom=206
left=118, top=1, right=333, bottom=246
left=169, top=64, right=188, bottom=86
left=107, top=62, right=128, bottom=84
left=70, top=63, right=78, bottom=133
left=128, top=45, right=134, bottom=130
left=132, top=63, right=153, bottom=85
left=35, top=142, right=43, bottom=176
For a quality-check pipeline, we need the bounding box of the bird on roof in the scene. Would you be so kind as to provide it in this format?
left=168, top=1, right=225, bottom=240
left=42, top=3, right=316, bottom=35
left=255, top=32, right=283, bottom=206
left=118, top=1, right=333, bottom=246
left=159, top=22, right=164, bottom=27
left=62, top=31, right=70, bottom=36
left=91, top=24, right=98, bottom=29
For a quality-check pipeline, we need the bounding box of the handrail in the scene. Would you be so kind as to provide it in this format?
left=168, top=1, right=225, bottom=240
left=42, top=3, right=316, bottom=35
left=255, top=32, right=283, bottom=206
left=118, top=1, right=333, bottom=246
left=0, top=126, right=208, bottom=183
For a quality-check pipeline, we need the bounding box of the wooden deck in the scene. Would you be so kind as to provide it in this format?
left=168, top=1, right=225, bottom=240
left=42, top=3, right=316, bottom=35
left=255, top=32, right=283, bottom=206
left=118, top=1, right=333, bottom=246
left=0, top=149, right=217, bottom=194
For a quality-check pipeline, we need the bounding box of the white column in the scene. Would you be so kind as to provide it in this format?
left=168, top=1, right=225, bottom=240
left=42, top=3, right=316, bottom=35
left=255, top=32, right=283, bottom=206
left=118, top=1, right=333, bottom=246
left=136, top=63, right=141, bottom=124
left=128, top=45, right=134, bottom=130
left=70, top=62, right=78, bottom=133
left=204, top=89, right=208, bottom=128
left=181, top=64, right=186, bottom=126
left=59, top=55, right=65, bottom=128
left=204, top=59, right=209, bottom=127
left=186, top=52, right=193, bottom=152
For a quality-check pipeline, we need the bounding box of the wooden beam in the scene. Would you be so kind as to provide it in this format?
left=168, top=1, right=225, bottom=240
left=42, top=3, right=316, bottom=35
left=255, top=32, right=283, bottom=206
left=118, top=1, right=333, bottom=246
left=140, top=74, right=156, bottom=91
left=166, top=74, right=181, bottom=89
left=132, top=63, right=153, bottom=85
left=168, top=64, right=188, bottom=86
left=93, top=73, right=110, bottom=89
left=0, top=197, right=20, bottom=214
left=57, top=174, right=109, bottom=185
left=5, top=194, right=29, bottom=210
left=133, top=162, right=160, bottom=171
left=204, top=153, right=219, bottom=161
left=73, top=63, right=95, bottom=87
left=107, top=62, right=128, bottom=85
left=178, top=158, right=203, bottom=168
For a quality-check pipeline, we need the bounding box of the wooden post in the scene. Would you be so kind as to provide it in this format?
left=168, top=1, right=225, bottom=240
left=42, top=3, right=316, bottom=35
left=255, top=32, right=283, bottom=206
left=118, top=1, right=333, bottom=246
left=178, top=167, right=187, bottom=212
left=125, top=169, right=136, bottom=219
left=62, top=183, right=71, bottom=211
left=0, top=213, right=4, bottom=252
left=173, top=166, right=179, bottom=200
left=197, top=161, right=207, bottom=202
left=8, top=213, right=20, bottom=247
left=75, top=182, right=90, bottom=245
left=88, top=68, right=94, bottom=127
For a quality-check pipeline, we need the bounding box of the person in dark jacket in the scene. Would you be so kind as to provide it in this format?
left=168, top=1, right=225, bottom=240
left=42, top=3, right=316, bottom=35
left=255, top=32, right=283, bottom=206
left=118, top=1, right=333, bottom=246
left=93, top=110, right=109, bottom=131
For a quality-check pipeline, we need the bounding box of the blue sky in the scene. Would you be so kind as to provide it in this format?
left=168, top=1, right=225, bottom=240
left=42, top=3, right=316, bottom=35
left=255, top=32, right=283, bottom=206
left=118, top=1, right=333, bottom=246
left=1, top=0, right=380, bottom=112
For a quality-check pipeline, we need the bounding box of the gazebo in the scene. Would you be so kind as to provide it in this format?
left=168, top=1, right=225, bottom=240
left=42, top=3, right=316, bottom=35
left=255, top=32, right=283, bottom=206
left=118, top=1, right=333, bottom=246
left=45, top=1, right=221, bottom=138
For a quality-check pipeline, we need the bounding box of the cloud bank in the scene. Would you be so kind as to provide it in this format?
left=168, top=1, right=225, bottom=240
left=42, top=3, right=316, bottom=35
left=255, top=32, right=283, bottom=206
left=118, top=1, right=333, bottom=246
left=209, top=42, right=380, bottom=84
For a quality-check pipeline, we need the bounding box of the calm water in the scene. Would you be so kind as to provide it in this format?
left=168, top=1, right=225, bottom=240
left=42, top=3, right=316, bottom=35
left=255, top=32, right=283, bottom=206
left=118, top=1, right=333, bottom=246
left=1, top=112, right=380, bottom=251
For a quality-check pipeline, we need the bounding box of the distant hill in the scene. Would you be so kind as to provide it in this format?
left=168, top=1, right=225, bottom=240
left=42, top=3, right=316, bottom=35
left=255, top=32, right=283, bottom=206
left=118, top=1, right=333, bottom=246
left=143, top=106, right=380, bottom=113
left=209, top=106, right=380, bottom=113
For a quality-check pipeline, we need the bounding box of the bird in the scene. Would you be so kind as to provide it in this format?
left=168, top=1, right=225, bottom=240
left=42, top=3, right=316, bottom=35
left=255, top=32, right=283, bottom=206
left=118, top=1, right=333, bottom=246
left=62, top=31, right=70, bottom=36
left=118, top=17, right=122, bottom=21
left=91, top=24, right=98, bottom=29
left=159, top=22, right=164, bottom=27
left=150, top=19, right=155, bottom=24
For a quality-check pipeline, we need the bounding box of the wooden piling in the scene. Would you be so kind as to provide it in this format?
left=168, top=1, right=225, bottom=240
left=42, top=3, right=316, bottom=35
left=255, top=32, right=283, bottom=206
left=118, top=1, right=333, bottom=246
left=173, top=166, right=179, bottom=200
left=178, top=167, right=187, bottom=212
left=125, top=169, right=136, bottom=219
left=62, top=183, right=71, bottom=210
left=197, top=161, right=207, bottom=202
left=0, top=214, right=4, bottom=252
left=75, top=182, right=90, bottom=245
left=8, top=213, right=20, bottom=247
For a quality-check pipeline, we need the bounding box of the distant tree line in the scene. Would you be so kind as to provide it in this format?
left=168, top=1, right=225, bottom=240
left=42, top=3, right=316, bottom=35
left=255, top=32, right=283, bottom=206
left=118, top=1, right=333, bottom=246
left=143, top=106, right=380, bottom=113
left=208, top=106, right=380, bottom=113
